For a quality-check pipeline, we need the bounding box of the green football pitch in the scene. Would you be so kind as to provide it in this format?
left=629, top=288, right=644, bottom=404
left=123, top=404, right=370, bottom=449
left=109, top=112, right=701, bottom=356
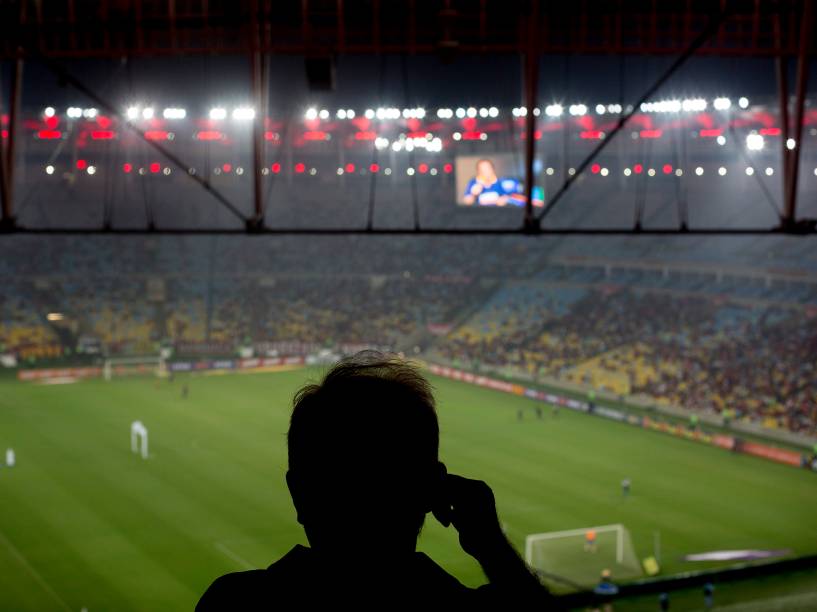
left=1, top=368, right=816, bottom=611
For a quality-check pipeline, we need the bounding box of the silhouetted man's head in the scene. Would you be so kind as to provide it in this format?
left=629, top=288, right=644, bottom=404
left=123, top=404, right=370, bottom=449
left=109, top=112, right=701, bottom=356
left=286, top=352, right=444, bottom=558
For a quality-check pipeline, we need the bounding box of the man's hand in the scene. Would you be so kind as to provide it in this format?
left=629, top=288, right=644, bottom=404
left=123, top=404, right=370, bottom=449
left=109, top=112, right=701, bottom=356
left=432, top=474, right=506, bottom=560
left=433, top=474, right=551, bottom=601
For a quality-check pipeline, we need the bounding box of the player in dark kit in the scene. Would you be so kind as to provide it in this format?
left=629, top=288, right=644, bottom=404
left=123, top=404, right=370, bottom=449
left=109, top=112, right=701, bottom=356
left=182, top=383, right=189, bottom=399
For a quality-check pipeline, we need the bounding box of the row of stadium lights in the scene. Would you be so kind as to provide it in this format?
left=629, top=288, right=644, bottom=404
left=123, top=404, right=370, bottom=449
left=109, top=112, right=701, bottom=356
left=45, top=97, right=753, bottom=124
left=44, top=161, right=457, bottom=176
left=44, top=160, right=817, bottom=178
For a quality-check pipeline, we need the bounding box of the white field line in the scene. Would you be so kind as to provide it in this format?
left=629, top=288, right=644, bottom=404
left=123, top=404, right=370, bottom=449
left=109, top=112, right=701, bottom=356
left=213, top=541, right=255, bottom=570
left=0, top=529, right=72, bottom=611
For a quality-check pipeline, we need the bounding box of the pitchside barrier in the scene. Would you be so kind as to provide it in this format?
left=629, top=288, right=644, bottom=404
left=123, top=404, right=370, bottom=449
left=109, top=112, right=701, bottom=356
left=17, top=356, right=307, bottom=382
left=426, top=364, right=817, bottom=473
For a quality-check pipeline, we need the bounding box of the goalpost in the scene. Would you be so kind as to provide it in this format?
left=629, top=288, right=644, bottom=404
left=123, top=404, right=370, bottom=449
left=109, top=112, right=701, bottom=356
left=103, top=355, right=167, bottom=381
left=525, top=523, right=642, bottom=587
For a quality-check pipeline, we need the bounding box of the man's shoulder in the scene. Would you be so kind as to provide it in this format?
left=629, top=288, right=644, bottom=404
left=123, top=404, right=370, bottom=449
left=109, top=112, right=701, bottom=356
left=196, top=546, right=308, bottom=610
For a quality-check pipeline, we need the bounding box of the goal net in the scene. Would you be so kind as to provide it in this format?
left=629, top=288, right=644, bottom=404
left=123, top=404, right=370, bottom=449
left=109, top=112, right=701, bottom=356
left=103, top=355, right=167, bottom=381
left=525, top=524, right=642, bottom=588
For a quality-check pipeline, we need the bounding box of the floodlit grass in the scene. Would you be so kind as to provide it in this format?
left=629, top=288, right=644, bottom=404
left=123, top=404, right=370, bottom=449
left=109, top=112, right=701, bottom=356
left=0, top=369, right=815, bottom=610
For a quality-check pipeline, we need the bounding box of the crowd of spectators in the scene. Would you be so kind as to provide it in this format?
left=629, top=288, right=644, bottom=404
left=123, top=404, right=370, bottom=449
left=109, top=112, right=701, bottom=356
left=436, top=284, right=816, bottom=435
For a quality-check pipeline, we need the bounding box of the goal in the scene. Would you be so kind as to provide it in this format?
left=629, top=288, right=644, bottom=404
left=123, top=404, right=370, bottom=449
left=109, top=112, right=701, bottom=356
left=103, top=355, right=167, bottom=381
left=525, top=524, right=642, bottom=588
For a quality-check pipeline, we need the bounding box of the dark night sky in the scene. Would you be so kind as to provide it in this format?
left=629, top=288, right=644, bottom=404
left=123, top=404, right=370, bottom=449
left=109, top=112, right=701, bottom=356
left=2, top=52, right=810, bottom=115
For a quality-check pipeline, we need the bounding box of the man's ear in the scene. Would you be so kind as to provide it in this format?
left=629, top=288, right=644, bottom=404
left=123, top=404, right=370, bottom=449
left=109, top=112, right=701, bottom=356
left=286, top=470, right=306, bottom=526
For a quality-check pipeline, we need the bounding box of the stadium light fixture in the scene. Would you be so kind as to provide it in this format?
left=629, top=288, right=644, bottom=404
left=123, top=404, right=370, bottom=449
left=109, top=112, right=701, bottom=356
left=141, top=107, right=153, bottom=119
left=478, top=107, right=488, bottom=118
left=162, top=107, right=186, bottom=120
left=595, top=104, right=606, bottom=115
left=546, top=167, right=555, bottom=176
left=45, top=165, right=55, bottom=175
left=718, top=166, right=727, bottom=175
left=87, top=165, right=96, bottom=175
left=695, top=167, right=704, bottom=176
left=83, top=108, right=99, bottom=118
left=647, top=168, right=656, bottom=176
left=786, top=138, right=796, bottom=150
left=682, top=98, right=707, bottom=112
left=44, top=106, right=56, bottom=118
left=466, top=107, right=477, bottom=118
left=545, top=104, right=562, bottom=117
left=407, top=167, right=415, bottom=175
left=746, top=133, right=764, bottom=151
left=232, top=107, right=255, bottom=120
left=46, top=313, right=64, bottom=321
left=318, top=109, right=329, bottom=120
left=675, top=168, right=683, bottom=177
left=455, top=107, right=466, bottom=118
left=67, top=107, right=82, bottom=118
left=126, top=106, right=140, bottom=120
left=488, top=107, right=499, bottom=118
left=713, top=97, right=731, bottom=111
left=568, top=104, right=587, bottom=116
left=716, top=135, right=726, bottom=146
left=336, top=109, right=347, bottom=119
left=745, top=167, right=754, bottom=176
left=738, top=97, right=749, bottom=109
left=623, top=168, right=632, bottom=176
left=209, top=107, right=227, bottom=120
left=765, top=167, right=774, bottom=176
left=600, top=167, right=609, bottom=176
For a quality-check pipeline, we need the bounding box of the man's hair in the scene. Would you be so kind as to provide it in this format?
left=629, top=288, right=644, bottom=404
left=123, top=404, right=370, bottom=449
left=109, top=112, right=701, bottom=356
left=288, top=351, right=439, bottom=476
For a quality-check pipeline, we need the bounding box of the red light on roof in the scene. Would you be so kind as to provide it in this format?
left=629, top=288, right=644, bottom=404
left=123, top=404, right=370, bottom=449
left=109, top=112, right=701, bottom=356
left=759, top=127, right=781, bottom=136
left=264, top=131, right=278, bottom=141
left=123, top=163, right=133, bottom=173
left=418, top=163, right=429, bottom=174
left=663, top=164, right=672, bottom=174
left=699, top=128, right=723, bottom=137
left=294, top=162, right=306, bottom=173
left=591, top=163, right=601, bottom=174
left=149, top=162, right=161, bottom=173
left=462, top=131, right=484, bottom=140
left=45, top=116, right=59, bottom=129
left=443, top=163, right=453, bottom=173
left=222, top=163, right=232, bottom=173
left=96, top=116, right=112, bottom=129
left=633, top=163, right=644, bottom=174
left=76, top=159, right=88, bottom=170
left=303, top=130, right=328, bottom=141
left=1, top=130, right=7, bottom=139
left=354, top=131, right=377, bottom=140
left=144, top=130, right=169, bottom=141
left=90, top=130, right=115, bottom=140
left=369, top=163, right=380, bottom=173
left=580, top=130, right=603, bottom=139
left=345, top=163, right=355, bottom=173
left=639, top=129, right=663, bottom=139
left=37, top=129, right=62, bottom=139
left=271, top=162, right=281, bottom=174
left=196, top=130, right=223, bottom=141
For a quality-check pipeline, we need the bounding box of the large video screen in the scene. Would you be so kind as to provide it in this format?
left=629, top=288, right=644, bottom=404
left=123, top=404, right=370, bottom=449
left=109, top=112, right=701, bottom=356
left=455, top=154, right=544, bottom=207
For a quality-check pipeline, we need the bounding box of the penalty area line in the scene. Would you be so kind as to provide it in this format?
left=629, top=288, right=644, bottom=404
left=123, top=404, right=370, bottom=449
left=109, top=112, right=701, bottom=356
left=214, top=541, right=255, bottom=570
left=0, top=529, right=72, bottom=611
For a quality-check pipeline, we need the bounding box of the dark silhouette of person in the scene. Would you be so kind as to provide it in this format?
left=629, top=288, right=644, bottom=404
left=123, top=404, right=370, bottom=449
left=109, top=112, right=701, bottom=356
left=197, top=351, right=552, bottom=609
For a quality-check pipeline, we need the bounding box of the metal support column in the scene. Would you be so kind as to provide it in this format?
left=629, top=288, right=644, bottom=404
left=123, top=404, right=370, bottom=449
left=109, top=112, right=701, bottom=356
left=522, top=0, right=540, bottom=232
left=1, top=52, right=22, bottom=230
left=248, top=1, right=266, bottom=231
left=782, top=0, right=813, bottom=229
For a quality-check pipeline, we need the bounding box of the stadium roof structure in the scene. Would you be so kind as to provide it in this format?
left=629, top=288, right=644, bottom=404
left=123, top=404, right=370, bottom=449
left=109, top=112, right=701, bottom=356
left=0, top=0, right=815, bottom=235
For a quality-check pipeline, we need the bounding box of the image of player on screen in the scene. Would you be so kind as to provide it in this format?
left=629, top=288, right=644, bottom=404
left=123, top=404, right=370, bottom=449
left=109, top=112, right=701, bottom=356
left=462, top=159, right=543, bottom=207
